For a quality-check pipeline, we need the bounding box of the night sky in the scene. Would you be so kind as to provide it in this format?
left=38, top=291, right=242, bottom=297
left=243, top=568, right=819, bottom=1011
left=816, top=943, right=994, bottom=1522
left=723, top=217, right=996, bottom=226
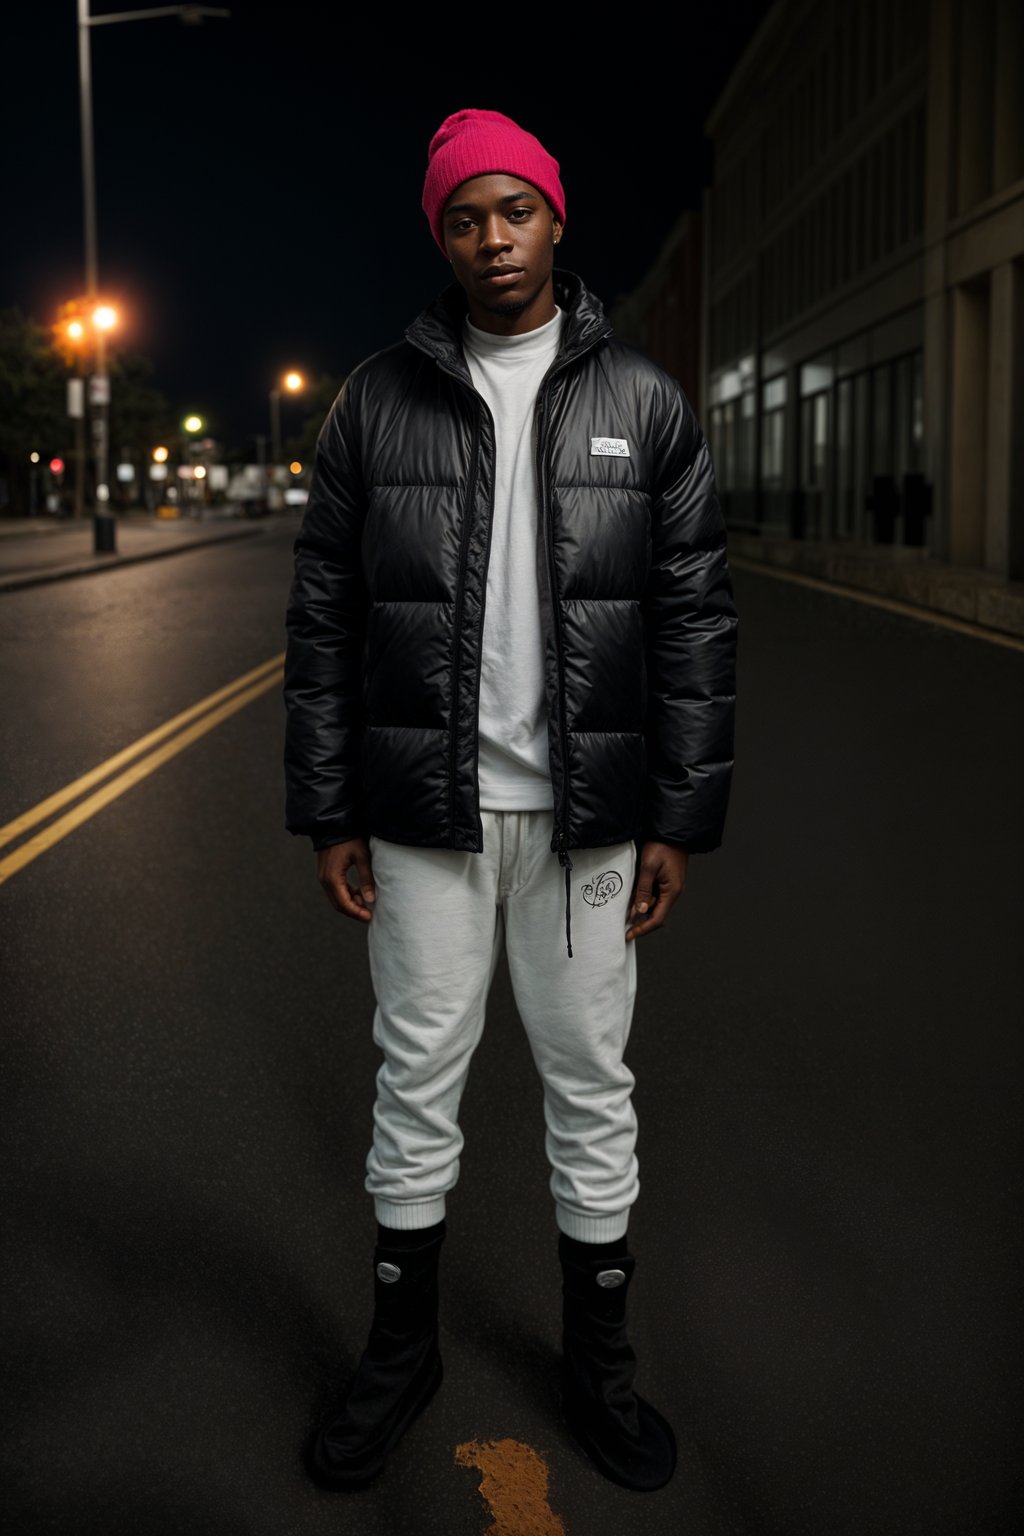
left=2, top=1, right=774, bottom=454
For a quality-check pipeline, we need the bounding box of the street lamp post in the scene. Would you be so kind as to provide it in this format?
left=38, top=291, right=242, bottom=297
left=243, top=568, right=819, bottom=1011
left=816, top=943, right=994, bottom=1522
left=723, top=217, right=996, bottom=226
left=182, top=415, right=204, bottom=517
left=75, top=0, right=230, bottom=552
left=269, top=389, right=281, bottom=471
left=89, top=303, right=117, bottom=545
left=269, top=370, right=305, bottom=483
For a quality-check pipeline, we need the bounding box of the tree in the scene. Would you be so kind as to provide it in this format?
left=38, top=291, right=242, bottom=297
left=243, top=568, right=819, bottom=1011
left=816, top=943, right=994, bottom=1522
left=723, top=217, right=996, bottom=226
left=106, top=353, right=177, bottom=509
left=0, top=308, right=68, bottom=516
left=0, top=306, right=179, bottom=514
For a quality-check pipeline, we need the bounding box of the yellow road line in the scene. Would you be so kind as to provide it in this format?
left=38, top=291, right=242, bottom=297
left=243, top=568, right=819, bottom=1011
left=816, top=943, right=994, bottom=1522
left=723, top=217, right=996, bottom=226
left=0, top=665, right=283, bottom=886
left=729, top=555, right=1024, bottom=653
left=0, top=652, right=285, bottom=851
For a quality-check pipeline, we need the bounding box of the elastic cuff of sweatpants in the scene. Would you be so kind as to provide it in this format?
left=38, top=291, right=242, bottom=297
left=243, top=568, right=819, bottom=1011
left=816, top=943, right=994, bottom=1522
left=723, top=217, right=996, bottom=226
left=374, top=1195, right=447, bottom=1231
left=556, top=1206, right=630, bottom=1243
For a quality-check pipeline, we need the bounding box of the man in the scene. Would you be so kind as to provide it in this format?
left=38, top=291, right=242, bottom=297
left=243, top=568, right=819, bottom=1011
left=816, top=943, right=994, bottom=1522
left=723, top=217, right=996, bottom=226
left=284, top=108, right=738, bottom=1495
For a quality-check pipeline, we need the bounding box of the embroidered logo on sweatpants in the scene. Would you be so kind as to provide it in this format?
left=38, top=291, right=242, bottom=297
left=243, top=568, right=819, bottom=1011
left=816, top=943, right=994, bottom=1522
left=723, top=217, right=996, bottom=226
left=581, top=870, right=624, bottom=907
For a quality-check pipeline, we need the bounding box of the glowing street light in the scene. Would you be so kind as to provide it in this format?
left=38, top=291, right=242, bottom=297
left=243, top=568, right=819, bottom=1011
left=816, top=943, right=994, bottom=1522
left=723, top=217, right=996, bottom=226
left=153, top=445, right=169, bottom=463
left=179, top=416, right=207, bottom=516
left=75, top=1, right=231, bottom=550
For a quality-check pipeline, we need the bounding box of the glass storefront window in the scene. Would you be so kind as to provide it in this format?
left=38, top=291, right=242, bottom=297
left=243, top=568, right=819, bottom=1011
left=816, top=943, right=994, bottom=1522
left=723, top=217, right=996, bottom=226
left=763, top=375, right=787, bottom=411
left=836, top=376, right=853, bottom=537
left=801, top=394, right=829, bottom=488
left=911, top=351, right=924, bottom=466
left=710, top=401, right=737, bottom=490
left=872, top=362, right=893, bottom=474
left=737, top=388, right=755, bottom=489
left=762, top=411, right=785, bottom=487
left=894, top=355, right=913, bottom=481
left=761, top=374, right=786, bottom=490
left=854, top=370, right=870, bottom=539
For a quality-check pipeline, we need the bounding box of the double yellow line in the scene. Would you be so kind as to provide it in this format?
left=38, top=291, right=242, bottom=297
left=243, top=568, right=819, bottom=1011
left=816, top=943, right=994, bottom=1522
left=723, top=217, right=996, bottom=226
left=0, top=654, right=285, bottom=886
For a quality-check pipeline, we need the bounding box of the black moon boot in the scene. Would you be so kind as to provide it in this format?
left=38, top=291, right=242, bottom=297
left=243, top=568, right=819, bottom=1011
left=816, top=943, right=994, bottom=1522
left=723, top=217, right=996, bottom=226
left=305, top=1219, right=446, bottom=1490
left=558, top=1231, right=677, bottom=1491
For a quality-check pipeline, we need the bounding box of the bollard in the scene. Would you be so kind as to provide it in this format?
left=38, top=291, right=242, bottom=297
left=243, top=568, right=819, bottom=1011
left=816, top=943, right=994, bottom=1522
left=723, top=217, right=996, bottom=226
left=93, top=514, right=117, bottom=554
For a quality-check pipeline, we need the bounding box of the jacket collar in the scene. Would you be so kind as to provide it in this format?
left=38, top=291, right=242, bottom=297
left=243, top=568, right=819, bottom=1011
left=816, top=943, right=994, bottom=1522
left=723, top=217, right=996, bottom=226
left=404, top=267, right=613, bottom=382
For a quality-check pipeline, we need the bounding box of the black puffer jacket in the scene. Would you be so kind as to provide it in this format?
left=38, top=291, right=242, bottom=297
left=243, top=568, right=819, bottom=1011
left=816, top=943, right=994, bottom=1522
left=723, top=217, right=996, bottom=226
left=283, top=269, right=738, bottom=954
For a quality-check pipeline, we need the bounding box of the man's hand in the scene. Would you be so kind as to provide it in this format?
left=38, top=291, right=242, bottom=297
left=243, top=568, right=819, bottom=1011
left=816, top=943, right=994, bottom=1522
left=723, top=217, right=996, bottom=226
left=626, top=841, right=688, bottom=941
left=317, top=838, right=377, bottom=923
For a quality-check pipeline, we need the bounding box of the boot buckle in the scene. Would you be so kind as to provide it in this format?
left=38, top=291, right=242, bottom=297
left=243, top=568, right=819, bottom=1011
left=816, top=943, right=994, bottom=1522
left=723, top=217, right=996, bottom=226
left=595, top=1268, right=626, bottom=1288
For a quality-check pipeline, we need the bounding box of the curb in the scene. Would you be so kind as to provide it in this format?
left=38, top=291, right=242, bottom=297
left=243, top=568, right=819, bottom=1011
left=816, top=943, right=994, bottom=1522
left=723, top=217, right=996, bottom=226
left=726, top=533, right=1024, bottom=642
left=0, top=524, right=271, bottom=595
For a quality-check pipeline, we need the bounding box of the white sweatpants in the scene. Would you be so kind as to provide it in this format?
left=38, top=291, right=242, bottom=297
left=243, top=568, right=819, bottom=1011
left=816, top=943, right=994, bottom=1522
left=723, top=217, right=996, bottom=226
left=364, top=810, right=640, bottom=1243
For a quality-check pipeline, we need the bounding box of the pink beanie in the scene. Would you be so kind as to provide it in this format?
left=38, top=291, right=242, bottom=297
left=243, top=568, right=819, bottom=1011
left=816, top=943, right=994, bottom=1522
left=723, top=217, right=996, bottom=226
left=422, top=108, right=566, bottom=256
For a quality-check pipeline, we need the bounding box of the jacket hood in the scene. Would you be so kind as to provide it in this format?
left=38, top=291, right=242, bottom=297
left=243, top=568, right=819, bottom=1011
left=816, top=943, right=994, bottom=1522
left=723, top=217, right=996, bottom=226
left=404, top=267, right=613, bottom=379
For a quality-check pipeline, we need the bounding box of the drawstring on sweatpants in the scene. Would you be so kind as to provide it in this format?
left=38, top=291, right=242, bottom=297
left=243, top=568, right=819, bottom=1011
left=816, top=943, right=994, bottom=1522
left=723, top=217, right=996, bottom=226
left=557, top=845, right=574, bottom=959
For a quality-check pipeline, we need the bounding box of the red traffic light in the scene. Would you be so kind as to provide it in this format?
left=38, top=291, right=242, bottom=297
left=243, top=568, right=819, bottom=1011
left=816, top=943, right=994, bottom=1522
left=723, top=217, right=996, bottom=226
left=49, top=457, right=65, bottom=475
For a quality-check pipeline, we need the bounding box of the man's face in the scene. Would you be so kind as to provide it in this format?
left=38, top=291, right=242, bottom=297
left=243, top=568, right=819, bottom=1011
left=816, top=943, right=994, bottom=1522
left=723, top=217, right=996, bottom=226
left=442, top=173, right=563, bottom=333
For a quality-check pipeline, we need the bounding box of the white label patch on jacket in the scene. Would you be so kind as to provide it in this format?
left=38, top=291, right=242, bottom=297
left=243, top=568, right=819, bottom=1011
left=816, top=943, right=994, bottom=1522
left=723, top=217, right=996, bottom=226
left=590, top=437, right=630, bottom=457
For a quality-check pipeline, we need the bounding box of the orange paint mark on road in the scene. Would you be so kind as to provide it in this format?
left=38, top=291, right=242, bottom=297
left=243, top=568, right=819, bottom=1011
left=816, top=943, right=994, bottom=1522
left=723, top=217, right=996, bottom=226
left=455, top=1438, right=566, bottom=1536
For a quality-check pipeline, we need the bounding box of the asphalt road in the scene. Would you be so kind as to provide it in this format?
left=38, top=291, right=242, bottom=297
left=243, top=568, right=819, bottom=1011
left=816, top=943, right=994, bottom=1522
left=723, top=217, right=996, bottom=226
left=1, top=527, right=1021, bottom=1536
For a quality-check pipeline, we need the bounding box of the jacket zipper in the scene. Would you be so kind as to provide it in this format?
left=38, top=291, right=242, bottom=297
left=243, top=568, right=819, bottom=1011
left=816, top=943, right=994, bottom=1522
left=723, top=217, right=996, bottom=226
left=535, top=365, right=573, bottom=858
left=429, top=327, right=603, bottom=870
left=535, top=365, right=577, bottom=958
left=447, top=397, right=482, bottom=844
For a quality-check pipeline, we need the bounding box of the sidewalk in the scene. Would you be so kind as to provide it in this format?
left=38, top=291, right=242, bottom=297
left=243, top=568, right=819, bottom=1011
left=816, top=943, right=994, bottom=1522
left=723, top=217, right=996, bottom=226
left=726, top=531, right=1024, bottom=640
left=0, top=510, right=297, bottom=593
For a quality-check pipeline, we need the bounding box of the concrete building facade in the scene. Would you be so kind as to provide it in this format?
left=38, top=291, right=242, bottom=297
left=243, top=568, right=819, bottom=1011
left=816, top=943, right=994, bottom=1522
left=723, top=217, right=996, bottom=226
left=701, top=0, right=1023, bottom=580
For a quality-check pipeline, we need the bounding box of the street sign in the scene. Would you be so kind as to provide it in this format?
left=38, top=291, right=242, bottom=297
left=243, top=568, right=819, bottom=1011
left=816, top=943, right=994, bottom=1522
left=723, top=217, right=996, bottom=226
left=67, top=378, right=84, bottom=418
left=89, top=375, right=110, bottom=406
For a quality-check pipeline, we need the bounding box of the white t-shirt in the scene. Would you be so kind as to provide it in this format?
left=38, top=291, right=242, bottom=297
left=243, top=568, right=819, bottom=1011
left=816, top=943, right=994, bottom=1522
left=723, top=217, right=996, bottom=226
left=460, top=305, right=564, bottom=817
left=462, top=305, right=565, bottom=810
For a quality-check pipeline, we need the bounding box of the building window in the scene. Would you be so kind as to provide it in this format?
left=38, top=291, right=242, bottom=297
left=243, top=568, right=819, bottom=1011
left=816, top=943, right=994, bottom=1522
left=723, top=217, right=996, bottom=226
left=737, top=388, right=756, bottom=490
left=836, top=376, right=854, bottom=538
left=854, top=370, right=871, bottom=539
left=710, top=402, right=734, bottom=490
left=893, top=350, right=925, bottom=478
left=762, top=375, right=787, bottom=489
left=801, top=394, right=830, bottom=489
left=911, top=351, right=924, bottom=457
left=799, top=356, right=834, bottom=538
left=872, top=361, right=893, bottom=473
